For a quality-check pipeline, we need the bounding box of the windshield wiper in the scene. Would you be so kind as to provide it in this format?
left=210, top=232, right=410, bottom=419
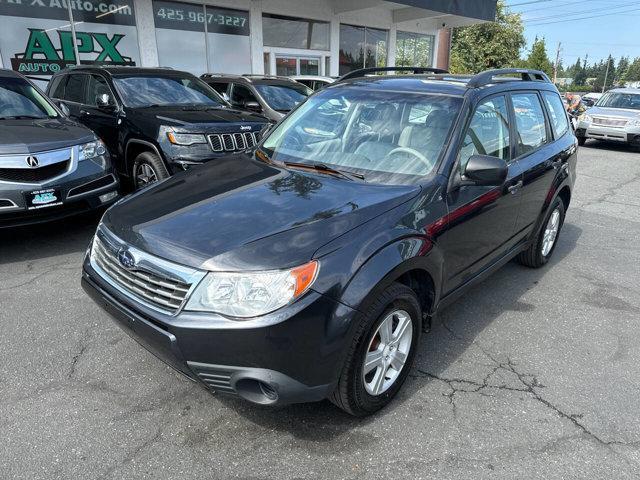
left=284, top=161, right=365, bottom=181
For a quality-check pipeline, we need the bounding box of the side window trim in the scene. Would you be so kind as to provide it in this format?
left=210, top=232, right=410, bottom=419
left=508, top=89, right=553, bottom=161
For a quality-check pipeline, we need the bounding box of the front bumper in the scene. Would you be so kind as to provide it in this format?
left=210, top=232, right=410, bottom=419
left=81, top=260, right=357, bottom=406
left=576, top=122, right=640, bottom=144
left=0, top=156, right=119, bottom=228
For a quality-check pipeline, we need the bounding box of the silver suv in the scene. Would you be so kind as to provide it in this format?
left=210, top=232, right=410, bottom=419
left=576, top=88, right=640, bottom=147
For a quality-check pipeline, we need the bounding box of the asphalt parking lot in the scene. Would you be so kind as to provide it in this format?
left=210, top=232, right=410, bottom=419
left=2, top=141, right=640, bottom=480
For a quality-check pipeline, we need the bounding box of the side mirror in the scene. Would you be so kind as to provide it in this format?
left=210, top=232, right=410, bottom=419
left=243, top=100, right=262, bottom=112
left=462, top=154, right=508, bottom=186
left=96, top=93, right=116, bottom=110
left=58, top=102, right=70, bottom=116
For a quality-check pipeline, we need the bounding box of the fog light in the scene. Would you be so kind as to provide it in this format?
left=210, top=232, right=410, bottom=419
left=99, top=191, right=118, bottom=203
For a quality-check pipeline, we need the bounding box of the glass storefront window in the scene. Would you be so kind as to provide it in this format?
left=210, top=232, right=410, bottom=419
left=263, top=14, right=329, bottom=51
left=276, top=57, right=297, bottom=76
left=300, top=58, right=319, bottom=75
left=396, top=32, right=435, bottom=68
left=339, top=25, right=388, bottom=75
left=153, top=1, right=250, bottom=76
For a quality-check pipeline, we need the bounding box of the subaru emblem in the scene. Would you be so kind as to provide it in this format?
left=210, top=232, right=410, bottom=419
left=117, top=248, right=136, bottom=270
left=26, top=155, right=39, bottom=168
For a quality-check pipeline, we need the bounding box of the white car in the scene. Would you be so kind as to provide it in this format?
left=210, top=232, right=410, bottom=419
left=290, top=75, right=335, bottom=91
left=576, top=88, right=640, bottom=147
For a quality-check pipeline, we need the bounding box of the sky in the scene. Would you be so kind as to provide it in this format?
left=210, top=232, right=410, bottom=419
left=504, top=0, right=640, bottom=68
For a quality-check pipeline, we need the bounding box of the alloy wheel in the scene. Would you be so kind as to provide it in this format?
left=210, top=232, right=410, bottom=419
left=135, top=163, right=158, bottom=187
left=362, top=309, right=413, bottom=396
left=541, top=208, right=561, bottom=257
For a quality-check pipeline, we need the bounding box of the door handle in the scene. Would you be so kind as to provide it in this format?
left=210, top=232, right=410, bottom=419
left=508, top=180, right=523, bottom=194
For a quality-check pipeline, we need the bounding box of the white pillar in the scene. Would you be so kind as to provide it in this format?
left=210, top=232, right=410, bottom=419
left=388, top=24, right=397, bottom=67
left=249, top=0, right=264, bottom=74
left=330, top=19, right=340, bottom=76
left=134, top=0, right=159, bottom=67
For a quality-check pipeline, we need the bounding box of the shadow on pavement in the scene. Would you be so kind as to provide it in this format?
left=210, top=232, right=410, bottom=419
left=220, top=221, right=582, bottom=440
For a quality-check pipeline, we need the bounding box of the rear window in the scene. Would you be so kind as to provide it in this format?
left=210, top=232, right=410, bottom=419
left=543, top=92, right=569, bottom=138
left=512, top=92, right=548, bottom=156
left=64, top=74, right=86, bottom=103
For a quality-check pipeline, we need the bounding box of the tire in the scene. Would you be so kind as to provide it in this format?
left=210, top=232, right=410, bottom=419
left=132, top=151, right=169, bottom=190
left=516, top=197, right=566, bottom=268
left=329, top=282, right=421, bottom=416
left=577, top=136, right=586, bottom=146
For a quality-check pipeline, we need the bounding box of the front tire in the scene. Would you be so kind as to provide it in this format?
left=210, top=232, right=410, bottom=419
left=330, top=283, right=421, bottom=416
left=577, top=136, right=586, bottom=146
left=133, top=151, right=169, bottom=190
left=516, top=197, right=566, bottom=268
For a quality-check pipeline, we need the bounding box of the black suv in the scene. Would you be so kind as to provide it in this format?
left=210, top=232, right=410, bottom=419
left=82, top=68, right=577, bottom=416
left=0, top=69, right=118, bottom=228
left=46, top=67, right=269, bottom=189
left=201, top=74, right=312, bottom=122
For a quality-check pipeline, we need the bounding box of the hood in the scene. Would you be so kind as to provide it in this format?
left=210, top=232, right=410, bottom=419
left=0, top=117, right=94, bottom=155
left=103, top=155, right=419, bottom=270
left=587, top=106, right=640, bottom=120
left=128, top=105, right=268, bottom=129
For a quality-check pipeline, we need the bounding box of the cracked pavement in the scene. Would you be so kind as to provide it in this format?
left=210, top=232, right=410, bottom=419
left=1, top=141, right=640, bottom=479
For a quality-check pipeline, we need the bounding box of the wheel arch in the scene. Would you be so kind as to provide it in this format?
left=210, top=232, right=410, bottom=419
left=557, top=185, right=571, bottom=209
left=124, top=139, right=165, bottom=177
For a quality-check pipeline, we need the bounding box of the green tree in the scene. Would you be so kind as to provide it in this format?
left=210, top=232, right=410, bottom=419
left=565, top=58, right=581, bottom=79
left=616, top=56, right=630, bottom=84
left=593, top=55, right=615, bottom=90
left=524, top=37, right=553, bottom=76
left=450, top=0, right=525, bottom=73
left=624, top=57, right=640, bottom=82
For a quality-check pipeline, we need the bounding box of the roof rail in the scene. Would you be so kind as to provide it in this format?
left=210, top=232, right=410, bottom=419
left=466, top=68, right=550, bottom=88
left=337, top=66, right=449, bottom=82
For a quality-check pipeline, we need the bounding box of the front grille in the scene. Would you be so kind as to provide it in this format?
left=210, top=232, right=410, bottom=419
left=592, top=117, right=627, bottom=128
left=0, top=160, right=69, bottom=183
left=208, top=131, right=260, bottom=152
left=188, top=362, right=236, bottom=394
left=92, top=236, right=192, bottom=313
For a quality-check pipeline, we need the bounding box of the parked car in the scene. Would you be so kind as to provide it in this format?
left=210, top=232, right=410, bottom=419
left=200, top=74, right=312, bottom=122
left=0, top=69, right=118, bottom=228
left=82, top=68, right=576, bottom=416
left=581, top=92, right=602, bottom=108
left=576, top=88, right=640, bottom=146
left=46, top=67, right=270, bottom=190
left=290, top=75, right=335, bottom=91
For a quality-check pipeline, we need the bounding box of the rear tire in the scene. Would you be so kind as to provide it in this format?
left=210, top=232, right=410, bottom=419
left=133, top=151, right=169, bottom=190
left=329, top=283, right=421, bottom=416
left=516, top=197, right=565, bottom=268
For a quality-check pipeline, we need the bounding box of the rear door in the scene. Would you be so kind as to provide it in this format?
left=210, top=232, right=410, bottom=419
left=510, top=91, right=566, bottom=235
left=441, top=94, right=526, bottom=294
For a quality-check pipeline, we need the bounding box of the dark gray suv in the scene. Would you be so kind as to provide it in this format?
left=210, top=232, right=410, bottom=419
left=0, top=69, right=118, bottom=228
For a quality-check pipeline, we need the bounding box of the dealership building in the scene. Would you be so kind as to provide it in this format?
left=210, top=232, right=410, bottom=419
left=0, top=0, right=495, bottom=82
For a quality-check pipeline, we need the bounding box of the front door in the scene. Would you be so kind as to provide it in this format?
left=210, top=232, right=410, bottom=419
left=441, top=95, right=525, bottom=294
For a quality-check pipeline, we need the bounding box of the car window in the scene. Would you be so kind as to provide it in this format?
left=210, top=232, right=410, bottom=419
left=64, top=74, right=87, bottom=104
left=253, top=83, right=311, bottom=112
left=86, top=75, right=115, bottom=107
left=512, top=92, right=548, bottom=156
left=207, top=82, right=229, bottom=95
left=596, top=92, right=640, bottom=110
left=543, top=92, right=569, bottom=138
left=113, top=75, right=224, bottom=108
left=408, top=103, right=435, bottom=124
left=230, top=84, right=258, bottom=106
left=459, top=95, right=510, bottom=172
left=49, top=75, right=67, bottom=99
left=0, top=76, right=58, bottom=119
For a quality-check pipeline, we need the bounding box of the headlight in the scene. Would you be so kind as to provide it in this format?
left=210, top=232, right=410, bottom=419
left=185, top=260, right=319, bottom=318
left=167, top=132, right=207, bottom=146
left=579, top=114, right=593, bottom=124
left=627, top=118, right=640, bottom=127
left=79, top=140, right=108, bottom=168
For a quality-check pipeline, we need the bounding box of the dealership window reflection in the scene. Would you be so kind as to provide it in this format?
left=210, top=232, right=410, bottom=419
left=339, top=25, right=388, bottom=75
left=396, top=32, right=434, bottom=68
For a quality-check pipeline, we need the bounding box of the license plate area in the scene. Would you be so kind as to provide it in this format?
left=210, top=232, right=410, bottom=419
left=24, top=188, right=63, bottom=210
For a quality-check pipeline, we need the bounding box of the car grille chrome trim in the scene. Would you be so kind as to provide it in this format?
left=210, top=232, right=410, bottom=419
left=592, top=116, right=628, bottom=128
left=0, top=146, right=78, bottom=185
left=90, top=227, right=206, bottom=315
left=0, top=199, right=19, bottom=210
left=208, top=131, right=260, bottom=152
left=67, top=174, right=117, bottom=198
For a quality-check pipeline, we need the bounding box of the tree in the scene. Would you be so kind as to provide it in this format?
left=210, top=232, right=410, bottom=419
left=524, top=37, right=553, bottom=76
left=450, top=0, right=525, bottom=73
left=573, top=57, right=588, bottom=86
left=593, top=55, right=615, bottom=91
left=565, top=58, right=581, bottom=79
left=616, top=56, right=630, bottom=84
left=625, top=57, right=640, bottom=82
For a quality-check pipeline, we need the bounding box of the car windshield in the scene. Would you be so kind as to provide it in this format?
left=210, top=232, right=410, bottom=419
left=113, top=74, right=225, bottom=108
left=596, top=92, right=640, bottom=110
left=254, top=83, right=312, bottom=112
left=260, top=87, right=462, bottom=184
left=0, top=76, right=58, bottom=119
